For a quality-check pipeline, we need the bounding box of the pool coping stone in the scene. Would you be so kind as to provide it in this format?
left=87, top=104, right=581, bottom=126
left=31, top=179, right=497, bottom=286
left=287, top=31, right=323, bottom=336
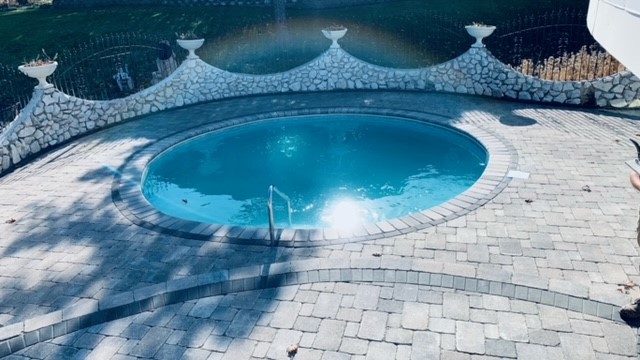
left=112, top=107, right=515, bottom=247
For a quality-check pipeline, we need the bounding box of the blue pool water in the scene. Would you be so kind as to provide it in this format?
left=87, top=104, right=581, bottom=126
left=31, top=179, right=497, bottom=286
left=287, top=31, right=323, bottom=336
left=142, top=114, right=487, bottom=229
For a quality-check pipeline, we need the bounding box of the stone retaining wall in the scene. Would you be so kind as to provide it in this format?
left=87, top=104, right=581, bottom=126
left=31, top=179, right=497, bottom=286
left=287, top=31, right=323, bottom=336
left=592, top=71, right=640, bottom=108
left=1, top=40, right=639, bottom=177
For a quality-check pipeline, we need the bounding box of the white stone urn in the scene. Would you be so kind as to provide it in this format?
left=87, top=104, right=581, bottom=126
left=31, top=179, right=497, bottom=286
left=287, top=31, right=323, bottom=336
left=464, top=25, right=496, bottom=48
left=18, top=61, right=58, bottom=89
left=322, top=27, right=348, bottom=49
left=177, top=38, right=205, bottom=59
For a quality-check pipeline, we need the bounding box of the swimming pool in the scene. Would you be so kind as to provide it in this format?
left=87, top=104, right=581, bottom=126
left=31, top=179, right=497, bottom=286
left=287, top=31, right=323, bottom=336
left=142, top=114, right=487, bottom=229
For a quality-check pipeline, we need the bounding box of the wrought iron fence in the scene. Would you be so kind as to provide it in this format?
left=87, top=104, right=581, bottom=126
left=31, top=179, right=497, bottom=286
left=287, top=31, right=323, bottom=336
left=50, top=32, right=184, bottom=100
left=486, top=8, right=625, bottom=80
left=420, top=12, right=469, bottom=63
left=0, top=64, right=34, bottom=133
left=0, top=32, right=184, bottom=131
left=0, top=9, right=627, bottom=132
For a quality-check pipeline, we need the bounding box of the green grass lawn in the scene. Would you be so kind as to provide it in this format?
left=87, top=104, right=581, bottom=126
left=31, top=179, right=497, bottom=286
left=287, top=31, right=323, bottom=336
left=0, top=5, right=273, bottom=66
left=0, top=0, right=588, bottom=68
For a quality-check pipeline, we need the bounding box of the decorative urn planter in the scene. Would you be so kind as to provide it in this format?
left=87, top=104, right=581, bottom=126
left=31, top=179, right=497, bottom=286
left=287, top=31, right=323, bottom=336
left=177, top=38, right=205, bottom=59
left=321, top=27, right=348, bottom=49
left=18, top=61, right=58, bottom=89
left=464, top=25, right=496, bottom=48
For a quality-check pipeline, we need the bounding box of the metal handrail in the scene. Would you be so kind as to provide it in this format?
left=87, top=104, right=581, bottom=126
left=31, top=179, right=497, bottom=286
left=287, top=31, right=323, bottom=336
left=267, top=185, right=293, bottom=242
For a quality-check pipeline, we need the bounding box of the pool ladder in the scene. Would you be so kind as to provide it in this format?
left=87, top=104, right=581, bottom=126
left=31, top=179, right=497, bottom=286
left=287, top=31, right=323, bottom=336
left=267, top=185, right=293, bottom=242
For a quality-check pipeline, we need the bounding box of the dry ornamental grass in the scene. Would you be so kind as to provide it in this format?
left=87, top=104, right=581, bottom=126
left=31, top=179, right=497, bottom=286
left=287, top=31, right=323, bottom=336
left=515, top=45, right=626, bottom=81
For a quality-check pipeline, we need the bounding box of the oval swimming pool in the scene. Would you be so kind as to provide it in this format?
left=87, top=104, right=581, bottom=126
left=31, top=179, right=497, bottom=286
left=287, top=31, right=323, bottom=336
left=142, top=114, right=487, bottom=229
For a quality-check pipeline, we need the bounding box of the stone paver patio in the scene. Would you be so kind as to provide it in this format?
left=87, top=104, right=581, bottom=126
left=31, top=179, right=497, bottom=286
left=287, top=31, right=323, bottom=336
left=2, top=91, right=640, bottom=359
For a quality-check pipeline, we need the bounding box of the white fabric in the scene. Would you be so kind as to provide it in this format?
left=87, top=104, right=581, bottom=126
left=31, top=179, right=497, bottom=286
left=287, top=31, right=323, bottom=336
left=625, top=0, right=640, bottom=15
left=604, top=0, right=625, bottom=9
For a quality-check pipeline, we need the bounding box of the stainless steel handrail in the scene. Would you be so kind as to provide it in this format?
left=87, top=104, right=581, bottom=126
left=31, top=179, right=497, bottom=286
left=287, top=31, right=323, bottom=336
left=267, top=185, right=293, bottom=242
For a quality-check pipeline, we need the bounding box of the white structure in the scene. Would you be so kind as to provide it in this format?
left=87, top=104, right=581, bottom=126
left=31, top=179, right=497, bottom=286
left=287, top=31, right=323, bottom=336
left=587, top=0, right=640, bottom=76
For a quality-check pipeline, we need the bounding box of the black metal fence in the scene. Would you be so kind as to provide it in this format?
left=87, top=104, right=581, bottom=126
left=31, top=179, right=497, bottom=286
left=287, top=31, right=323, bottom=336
left=0, top=64, right=33, bottom=132
left=50, top=33, right=184, bottom=100
left=485, top=8, right=624, bottom=79
left=419, top=12, right=469, bottom=63
left=0, top=32, right=184, bottom=132
left=0, top=9, right=624, bottom=132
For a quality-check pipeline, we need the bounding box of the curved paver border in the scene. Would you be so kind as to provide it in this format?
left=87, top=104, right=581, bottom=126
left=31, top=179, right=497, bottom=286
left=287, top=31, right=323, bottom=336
left=0, top=257, right=633, bottom=357
left=112, top=107, right=514, bottom=246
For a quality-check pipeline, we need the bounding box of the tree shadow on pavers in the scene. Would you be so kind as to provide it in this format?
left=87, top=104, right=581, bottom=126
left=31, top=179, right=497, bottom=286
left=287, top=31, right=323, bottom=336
left=76, top=166, right=121, bottom=183
left=0, top=145, right=296, bottom=356
left=0, top=180, right=294, bottom=358
left=12, top=281, right=640, bottom=359
left=595, top=108, right=640, bottom=122
left=499, top=114, right=538, bottom=127
left=0, top=90, right=552, bottom=312
left=1, top=89, right=623, bottom=357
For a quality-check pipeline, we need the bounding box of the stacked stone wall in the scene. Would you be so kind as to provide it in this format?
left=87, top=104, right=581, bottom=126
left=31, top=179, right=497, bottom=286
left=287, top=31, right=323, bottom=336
left=592, top=72, right=640, bottom=108
left=2, top=44, right=639, bottom=177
